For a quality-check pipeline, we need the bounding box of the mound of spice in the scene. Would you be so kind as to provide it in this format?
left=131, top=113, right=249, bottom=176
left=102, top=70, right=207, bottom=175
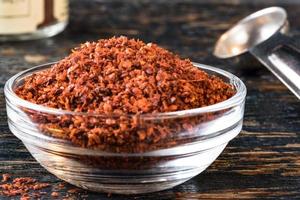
left=15, top=36, right=235, bottom=152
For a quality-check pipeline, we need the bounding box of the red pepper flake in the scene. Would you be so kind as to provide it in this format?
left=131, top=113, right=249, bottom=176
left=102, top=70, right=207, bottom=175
left=55, top=182, right=66, bottom=190
left=0, top=176, right=49, bottom=198
left=1, top=174, right=10, bottom=183
left=67, top=188, right=81, bottom=194
left=51, top=191, right=59, bottom=197
left=15, top=36, right=235, bottom=153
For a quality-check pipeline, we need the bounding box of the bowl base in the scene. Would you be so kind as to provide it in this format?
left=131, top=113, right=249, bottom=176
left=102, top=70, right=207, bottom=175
left=51, top=168, right=206, bottom=194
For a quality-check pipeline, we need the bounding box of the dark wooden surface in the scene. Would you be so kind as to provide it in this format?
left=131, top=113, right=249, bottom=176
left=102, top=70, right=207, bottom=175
left=1, top=1, right=300, bottom=199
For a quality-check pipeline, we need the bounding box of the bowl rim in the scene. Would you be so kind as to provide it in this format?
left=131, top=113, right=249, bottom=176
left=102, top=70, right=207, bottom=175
left=4, top=62, right=247, bottom=119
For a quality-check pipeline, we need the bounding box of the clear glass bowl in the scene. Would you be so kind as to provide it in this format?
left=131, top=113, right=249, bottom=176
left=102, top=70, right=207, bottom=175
left=4, top=62, right=246, bottom=194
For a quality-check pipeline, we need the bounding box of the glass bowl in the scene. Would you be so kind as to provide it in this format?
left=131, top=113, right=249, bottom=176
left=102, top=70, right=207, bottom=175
left=4, top=62, right=246, bottom=194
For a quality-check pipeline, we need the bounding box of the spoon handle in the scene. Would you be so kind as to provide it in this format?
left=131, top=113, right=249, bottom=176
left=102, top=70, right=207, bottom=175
left=250, top=32, right=300, bottom=99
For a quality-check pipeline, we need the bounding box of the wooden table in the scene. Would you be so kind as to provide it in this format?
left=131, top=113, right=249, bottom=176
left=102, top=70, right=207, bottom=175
left=0, top=1, right=299, bottom=199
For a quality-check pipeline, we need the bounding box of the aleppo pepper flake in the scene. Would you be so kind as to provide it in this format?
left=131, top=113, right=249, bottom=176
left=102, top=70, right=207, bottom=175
left=0, top=175, right=87, bottom=199
left=15, top=36, right=235, bottom=153
left=0, top=176, right=49, bottom=198
left=1, top=174, right=10, bottom=183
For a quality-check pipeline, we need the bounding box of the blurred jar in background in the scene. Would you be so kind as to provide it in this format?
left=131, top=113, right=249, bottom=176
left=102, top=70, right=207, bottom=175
left=0, top=0, right=68, bottom=41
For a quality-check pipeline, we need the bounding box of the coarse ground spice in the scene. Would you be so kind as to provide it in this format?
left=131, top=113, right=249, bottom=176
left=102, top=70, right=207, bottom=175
left=0, top=175, right=87, bottom=199
left=51, top=191, right=59, bottom=197
left=15, top=36, right=235, bottom=153
left=0, top=176, right=49, bottom=199
left=1, top=174, right=10, bottom=183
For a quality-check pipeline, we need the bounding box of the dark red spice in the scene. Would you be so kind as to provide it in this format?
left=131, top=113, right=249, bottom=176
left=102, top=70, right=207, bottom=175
left=67, top=188, right=81, bottom=194
left=0, top=176, right=49, bottom=198
left=0, top=175, right=88, bottom=199
left=55, top=182, right=66, bottom=190
left=51, top=191, right=59, bottom=197
left=1, top=174, right=10, bottom=183
left=15, top=36, right=235, bottom=153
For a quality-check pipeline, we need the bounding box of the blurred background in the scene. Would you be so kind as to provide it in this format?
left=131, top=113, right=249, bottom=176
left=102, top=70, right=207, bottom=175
left=1, top=0, right=299, bottom=74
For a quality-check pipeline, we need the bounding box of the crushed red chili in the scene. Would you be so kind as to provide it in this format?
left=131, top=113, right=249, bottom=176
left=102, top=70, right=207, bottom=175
left=1, top=174, right=10, bottom=183
left=51, top=191, right=59, bottom=197
left=0, top=176, right=49, bottom=199
left=0, top=175, right=87, bottom=199
left=15, top=36, right=235, bottom=152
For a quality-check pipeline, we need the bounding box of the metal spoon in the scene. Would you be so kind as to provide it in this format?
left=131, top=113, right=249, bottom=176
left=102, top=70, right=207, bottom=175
left=214, top=7, right=300, bottom=99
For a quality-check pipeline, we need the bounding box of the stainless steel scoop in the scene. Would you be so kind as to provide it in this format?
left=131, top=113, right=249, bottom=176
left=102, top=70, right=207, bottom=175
left=214, top=7, right=300, bottom=99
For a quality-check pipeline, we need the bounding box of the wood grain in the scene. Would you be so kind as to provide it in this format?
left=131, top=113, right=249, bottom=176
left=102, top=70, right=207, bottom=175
left=0, top=0, right=299, bottom=199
